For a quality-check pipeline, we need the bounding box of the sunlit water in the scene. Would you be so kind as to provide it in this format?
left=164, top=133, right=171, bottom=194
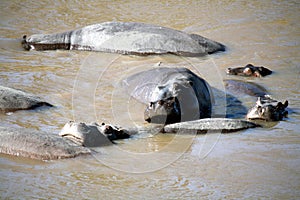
left=0, top=0, right=299, bottom=199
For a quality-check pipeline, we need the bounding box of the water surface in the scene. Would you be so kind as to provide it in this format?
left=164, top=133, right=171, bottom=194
left=0, top=0, right=299, bottom=199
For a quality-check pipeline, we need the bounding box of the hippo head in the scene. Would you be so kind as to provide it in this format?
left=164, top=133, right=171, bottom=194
left=59, top=121, right=129, bottom=147
left=227, top=64, right=272, bottom=77
left=144, top=80, right=203, bottom=124
left=246, top=96, right=288, bottom=121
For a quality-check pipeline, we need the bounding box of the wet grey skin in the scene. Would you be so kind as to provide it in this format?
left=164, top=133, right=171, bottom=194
left=0, top=85, right=53, bottom=112
left=224, top=79, right=268, bottom=97
left=226, top=64, right=272, bottom=77
left=164, top=118, right=259, bottom=133
left=22, top=21, right=225, bottom=56
left=0, top=121, right=130, bottom=160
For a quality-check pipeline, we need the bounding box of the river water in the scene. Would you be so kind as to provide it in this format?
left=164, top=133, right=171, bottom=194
left=0, top=0, right=299, bottom=199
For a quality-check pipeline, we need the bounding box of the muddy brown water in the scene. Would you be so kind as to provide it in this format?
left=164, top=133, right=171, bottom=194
left=0, top=0, right=299, bottom=199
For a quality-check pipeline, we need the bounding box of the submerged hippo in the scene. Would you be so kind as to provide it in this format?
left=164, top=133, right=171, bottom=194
left=247, top=95, right=288, bottom=121
left=122, top=67, right=212, bottom=124
left=0, top=121, right=129, bottom=160
left=0, top=85, right=53, bottom=112
left=226, top=64, right=272, bottom=77
left=22, top=22, right=225, bottom=56
left=122, top=67, right=288, bottom=124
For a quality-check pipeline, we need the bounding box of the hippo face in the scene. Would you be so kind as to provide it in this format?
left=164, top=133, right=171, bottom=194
left=246, top=96, right=288, bottom=121
left=144, top=80, right=201, bottom=124
left=227, top=64, right=272, bottom=77
left=144, top=97, right=181, bottom=124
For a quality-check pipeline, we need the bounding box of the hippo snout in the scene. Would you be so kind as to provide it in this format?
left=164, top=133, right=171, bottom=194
left=144, top=97, right=181, bottom=124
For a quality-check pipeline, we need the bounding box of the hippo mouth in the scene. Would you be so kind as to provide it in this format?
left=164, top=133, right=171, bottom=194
left=144, top=97, right=181, bottom=124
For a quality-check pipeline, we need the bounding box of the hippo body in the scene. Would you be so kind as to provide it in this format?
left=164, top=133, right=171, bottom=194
left=0, top=85, right=53, bottom=112
left=22, top=22, right=225, bottom=56
left=0, top=126, right=91, bottom=160
left=122, top=67, right=212, bottom=124
left=224, top=79, right=268, bottom=97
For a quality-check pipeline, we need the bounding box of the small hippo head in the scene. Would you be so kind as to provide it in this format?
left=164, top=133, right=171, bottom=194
left=246, top=96, right=288, bottom=121
left=59, top=121, right=130, bottom=147
left=227, top=64, right=272, bottom=77
left=99, top=122, right=130, bottom=141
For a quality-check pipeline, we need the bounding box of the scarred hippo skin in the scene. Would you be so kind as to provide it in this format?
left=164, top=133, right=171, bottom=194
left=226, top=64, right=272, bottom=77
left=0, top=85, right=53, bottom=112
left=22, top=22, right=225, bottom=56
left=246, top=95, right=288, bottom=121
left=122, top=67, right=212, bottom=124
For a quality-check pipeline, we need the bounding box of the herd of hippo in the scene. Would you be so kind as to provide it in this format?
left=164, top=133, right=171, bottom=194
left=1, top=22, right=288, bottom=160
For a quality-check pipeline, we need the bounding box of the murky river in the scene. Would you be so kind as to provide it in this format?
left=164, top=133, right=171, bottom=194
left=0, top=0, right=299, bottom=199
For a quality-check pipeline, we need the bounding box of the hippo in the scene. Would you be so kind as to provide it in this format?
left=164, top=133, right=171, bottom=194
left=226, top=64, right=272, bottom=77
left=21, top=22, right=225, bottom=56
left=122, top=67, right=288, bottom=124
left=0, top=85, right=53, bottom=112
left=0, top=121, right=129, bottom=160
left=59, top=121, right=130, bottom=146
left=122, top=67, right=212, bottom=124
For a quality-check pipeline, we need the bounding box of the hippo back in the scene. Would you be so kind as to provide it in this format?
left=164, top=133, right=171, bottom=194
left=25, top=22, right=225, bottom=56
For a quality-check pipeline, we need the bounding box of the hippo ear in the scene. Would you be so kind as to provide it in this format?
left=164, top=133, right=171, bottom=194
left=276, top=102, right=283, bottom=109
left=256, top=97, right=263, bottom=106
left=245, top=64, right=254, bottom=68
left=283, top=100, right=288, bottom=108
left=276, top=101, right=288, bottom=109
left=147, top=102, right=154, bottom=109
